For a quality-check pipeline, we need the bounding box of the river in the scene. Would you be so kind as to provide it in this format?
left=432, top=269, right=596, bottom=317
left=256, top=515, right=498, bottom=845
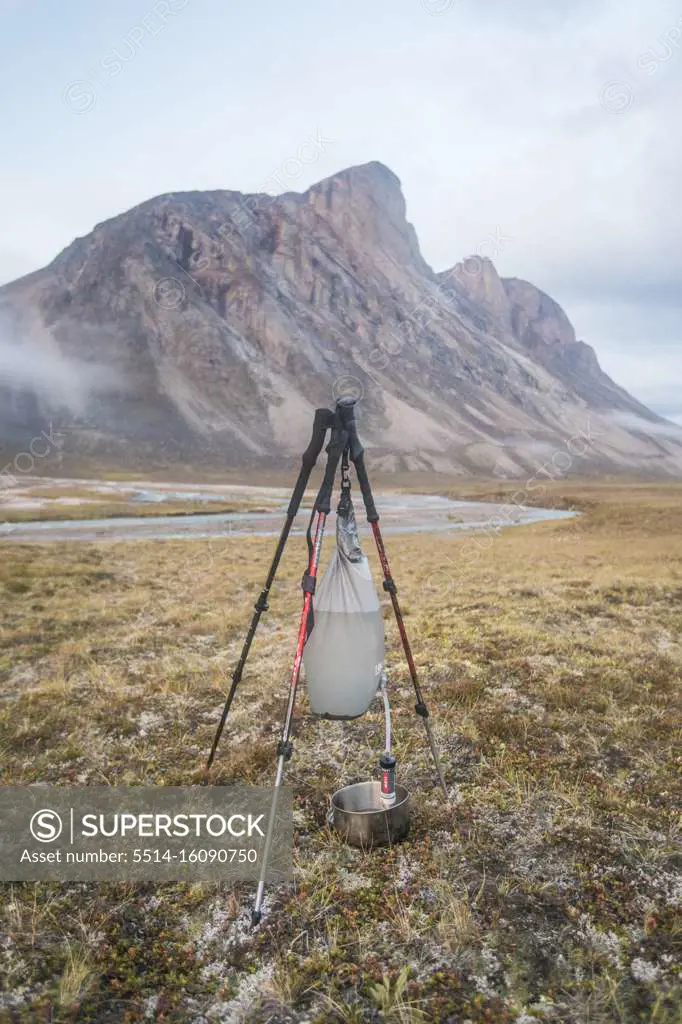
left=0, top=482, right=575, bottom=544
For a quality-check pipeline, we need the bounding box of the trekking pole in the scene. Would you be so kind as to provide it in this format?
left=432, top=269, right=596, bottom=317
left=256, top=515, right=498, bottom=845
left=252, top=405, right=349, bottom=924
left=205, top=408, right=334, bottom=774
left=251, top=507, right=326, bottom=925
left=344, top=403, right=450, bottom=802
left=370, top=520, right=449, bottom=801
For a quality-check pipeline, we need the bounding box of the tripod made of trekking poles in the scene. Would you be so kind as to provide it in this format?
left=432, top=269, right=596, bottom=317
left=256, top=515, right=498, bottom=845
left=205, top=397, right=449, bottom=924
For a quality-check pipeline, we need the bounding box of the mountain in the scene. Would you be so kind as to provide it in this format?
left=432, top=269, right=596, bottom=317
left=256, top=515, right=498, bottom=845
left=1, top=160, right=681, bottom=476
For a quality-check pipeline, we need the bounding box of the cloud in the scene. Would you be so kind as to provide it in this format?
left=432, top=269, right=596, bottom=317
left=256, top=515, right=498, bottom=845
left=411, top=0, right=682, bottom=420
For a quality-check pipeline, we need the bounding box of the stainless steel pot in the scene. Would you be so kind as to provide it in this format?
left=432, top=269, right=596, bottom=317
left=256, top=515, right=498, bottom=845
left=330, top=780, right=410, bottom=848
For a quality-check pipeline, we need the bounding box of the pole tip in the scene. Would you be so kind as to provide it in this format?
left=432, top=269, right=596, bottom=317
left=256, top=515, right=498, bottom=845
left=251, top=909, right=262, bottom=928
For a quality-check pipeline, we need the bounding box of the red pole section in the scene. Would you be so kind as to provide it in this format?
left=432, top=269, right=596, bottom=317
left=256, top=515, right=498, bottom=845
left=371, top=521, right=419, bottom=682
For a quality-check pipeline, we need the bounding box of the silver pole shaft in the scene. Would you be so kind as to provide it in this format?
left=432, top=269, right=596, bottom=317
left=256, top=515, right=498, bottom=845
left=380, top=674, right=392, bottom=755
left=422, top=714, right=449, bottom=802
left=252, top=755, right=285, bottom=923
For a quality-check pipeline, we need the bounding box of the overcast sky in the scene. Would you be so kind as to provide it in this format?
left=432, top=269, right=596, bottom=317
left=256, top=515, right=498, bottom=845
left=1, top=0, right=680, bottom=421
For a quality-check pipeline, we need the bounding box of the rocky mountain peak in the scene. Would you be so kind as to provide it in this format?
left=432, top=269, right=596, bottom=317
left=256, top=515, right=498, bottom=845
left=501, top=277, right=607, bottom=383
left=502, top=277, right=576, bottom=348
left=447, top=256, right=511, bottom=327
left=306, top=160, right=403, bottom=208
left=303, top=161, right=425, bottom=273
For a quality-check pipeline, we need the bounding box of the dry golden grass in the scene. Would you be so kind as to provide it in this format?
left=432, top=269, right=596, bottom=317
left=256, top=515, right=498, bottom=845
left=0, top=479, right=680, bottom=1022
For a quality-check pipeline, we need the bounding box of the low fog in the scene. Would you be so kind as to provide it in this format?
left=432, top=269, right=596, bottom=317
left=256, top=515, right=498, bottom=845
left=608, top=411, right=682, bottom=440
left=0, top=318, right=123, bottom=416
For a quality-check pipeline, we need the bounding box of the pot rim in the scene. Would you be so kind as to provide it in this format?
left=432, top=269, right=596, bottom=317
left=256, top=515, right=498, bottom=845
left=330, top=780, right=410, bottom=815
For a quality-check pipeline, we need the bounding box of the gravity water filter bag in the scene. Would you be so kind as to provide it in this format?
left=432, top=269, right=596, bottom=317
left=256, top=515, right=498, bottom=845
left=303, top=496, right=385, bottom=719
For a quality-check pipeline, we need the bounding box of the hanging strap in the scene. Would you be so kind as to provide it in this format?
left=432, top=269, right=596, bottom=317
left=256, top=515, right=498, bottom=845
left=304, top=507, right=317, bottom=641
left=337, top=445, right=352, bottom=518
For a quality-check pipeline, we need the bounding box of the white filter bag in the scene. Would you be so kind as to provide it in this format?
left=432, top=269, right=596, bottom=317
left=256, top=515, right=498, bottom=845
left=303, top=497, right=385, bottom=719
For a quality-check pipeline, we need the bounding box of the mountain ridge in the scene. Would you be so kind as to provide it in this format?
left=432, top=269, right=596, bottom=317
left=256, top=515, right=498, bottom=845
left=0, top=160, right=680, bottom=476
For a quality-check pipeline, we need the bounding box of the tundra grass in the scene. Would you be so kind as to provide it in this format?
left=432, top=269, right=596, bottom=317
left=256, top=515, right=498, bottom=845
left=0, top=482, right=680, bottom=1022
left=0, top=499, right=274, bottom=525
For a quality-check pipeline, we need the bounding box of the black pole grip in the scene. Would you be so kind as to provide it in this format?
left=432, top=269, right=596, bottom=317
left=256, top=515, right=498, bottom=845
left=351, top=448, right=378, bottom=523
left=305, top=408, right=336, bottom=465
left=346, top=419, right=365, bottom=464
left=315, top=425, right=348, bottom=514
left=336, top=396, right=357, bottom=431
left=288, top=408, right=334, bottom=516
